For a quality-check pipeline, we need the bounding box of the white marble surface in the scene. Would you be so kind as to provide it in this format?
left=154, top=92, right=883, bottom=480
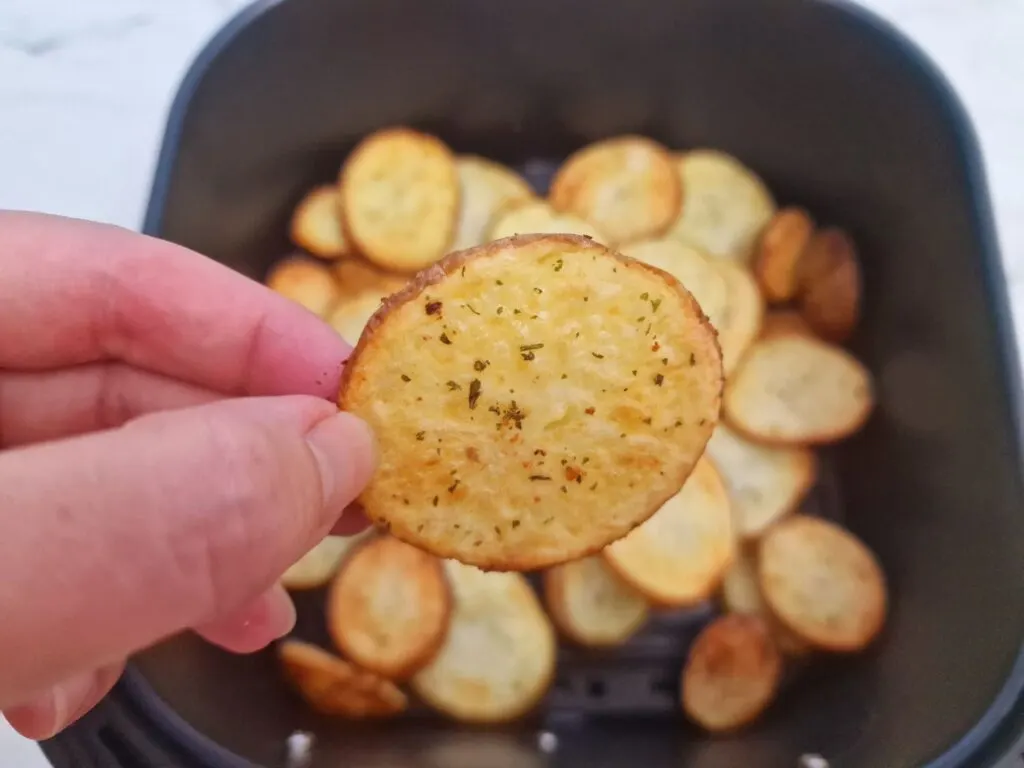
left=0, top=0, right=1023, bottom=764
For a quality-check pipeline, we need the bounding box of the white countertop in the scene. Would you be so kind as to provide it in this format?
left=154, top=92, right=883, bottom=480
left=1, top=0, right=1023, bottom=764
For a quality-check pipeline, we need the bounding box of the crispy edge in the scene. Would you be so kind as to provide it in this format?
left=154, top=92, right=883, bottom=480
left=543, top=560, right=648, bottom=648
left=681, top=614, right=783, bottom=733
left=338, top=126, right=459, bottom=272
left=753, top=207, right=814, bottom=303
left=326, top=535, right=453, bottom=680
left=798, top=227, right=862, bottom=343
left=337, top=234, right=724, bottom=569
left=289, top=184, right=349, bottom=259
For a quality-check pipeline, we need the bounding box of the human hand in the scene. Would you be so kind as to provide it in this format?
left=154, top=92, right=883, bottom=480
left=0, top=212, right=376, bottom=740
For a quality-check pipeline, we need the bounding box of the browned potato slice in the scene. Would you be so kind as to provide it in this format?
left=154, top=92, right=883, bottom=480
left=667, top=150, right=776, bottom=263
left=759, top=516, right=887, bottom=652
left=705, top=423, right=816, bottom=539
left=716, top=262, right=765, bottom=376
left=277, top=639, right=408, bottom=718
left=487, top=199, right=606, bottom=243
left=289, top=185, right=350, bottom=259
left=549, top=136, right=681, bottom=244
left=544, top=555, right=649, bottom=647
left=723, top=334, right=873, bottom=445
left=453, top=156, right=535, bottom=250
left=761, top=309, right=814, bottom=340
left=412, top=561, right=556, bottom=723
left=327, top=536, right=451, bottom=679
left=754, top=207, right=814, bottom=302
left=281, top=532, right=370, bottom=591
left=338, top=234, right=723, bottom=571
left=681, top=614, right=782, bottom=732
left=339, top=127, right=459, bottom=272
left=798, top=227, right=862, bottom=343
left=720, top=553, right=811, bottom=657
left=603, top=457, right=734, bottom=606
left=265, top=256, right=338, bottom=317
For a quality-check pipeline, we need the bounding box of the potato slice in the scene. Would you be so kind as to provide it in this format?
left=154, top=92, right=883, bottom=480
left=412, top=561, right=556, bottom=723
left=281, top=532, right=369, bottom=591
left=549, top=136, right=681, bottom=245
left=715, top=262, right=765, bottom=376
left=289, top=185, right=349, bottom=259
left=761, top=309, right=814, bottom=340
left=338, top=234, right=723, bottom=571
left=754, top=207, right=814, bottom=303
left=759, top=516, right=887, bottom=652
left=265, top=257, right=338, bottom=317
left=603, top=457, right=733, bottom=606
left=704, top=423, right=816, bottom=539
left=667, top=150, right=776, bottom=263
left=798, top=227, right=862, bottom=343
left=723, top=334, right=873, bottom=445
left=327, top=536, right=451, bottom=679
left=623, top=239, right=729, bottom=333
left=339, top=127, right=459, bottom=272
left=487, top=199, right=606, bottom=243
left=720, top=553, right=811, bottom=656
left=329, top=260, right=410, bottom=343
left=452, top=156, right=535, bottom=250
left=681, top=614, right=782, bottom=732
left=277, top=640, right=408, bottom=718
left=329, top=292, right=388, bottom=345
left=544, top=555, right=649, bottom=647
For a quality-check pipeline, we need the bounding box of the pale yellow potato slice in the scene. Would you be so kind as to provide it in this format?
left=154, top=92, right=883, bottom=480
left=452, top=156, right=534, bottom=250
left=715, top=261, right=765, bottom=376
left=289, top=185, right=349, bottom=259
left=720, top=552, right=811, bottom=657
left=544, top=555, right=649, bottom=647
left=487, top=200, right=606, bottom=243
left=281, top=532, right=369, bottom=591
left=264, top=256, right=338, bottom=318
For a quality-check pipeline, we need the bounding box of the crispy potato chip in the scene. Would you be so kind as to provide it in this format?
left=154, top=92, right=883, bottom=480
left=265, top=256, right=338, bottom=317
left=761, top=309, right=814, bottom=340
left=544, top=555, right=649, bottom=647
left=704, top=423, right=816, bottom=539
left=329, top=260, right=409, bottom=343
left=277, top=640, right=408, bottom=718
left=412, top=561, right=556, bottom=723
left=487, top=200, right=606, bottom=243
left=681, top=614, right=782, bottom=732
left=720, top=552, right=811, bottom=656
left=667, top=150, right=776, bottom=263
left=603, top=457, right=734, bottom=606
left=338, top=234, right=722, bottom=571
left=549, top=136, right=681, bottom=244
left=723, top=334, right=873, bottom=445
left=289, top=185, right=350, bottom=259
left=340, top=127, right=459, bottom=272
left=281, top=532, right=369, bottom=591
left=759, top=516, right=887, bottom=652
left=453, top=156, right=535, bottom=251
left=798, top=227, right=862, bottom=343
left=623, top=239, right=729, bottom=333
left=754, top=207, right=814, bottom=303
left=715, top=262, right=765, bottom=376
left=327, top=536, right=451, bottom=679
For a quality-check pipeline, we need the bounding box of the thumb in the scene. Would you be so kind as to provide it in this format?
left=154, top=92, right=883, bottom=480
left=0, top=395, right=375, bottom=710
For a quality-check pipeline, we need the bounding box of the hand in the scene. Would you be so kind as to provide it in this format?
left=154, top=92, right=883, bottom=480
left=0, top=212, right=376, bottom=740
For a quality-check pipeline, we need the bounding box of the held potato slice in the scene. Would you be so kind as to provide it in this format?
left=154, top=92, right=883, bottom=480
left=340, top=127, right=459, bottom=272
left=289, top=185, right=350, bottom=259
left=265, top=256, right=339, bottom=318
left=720, top=553, right=811, bottom=657
left=624, top=239, right=729, bottom=333
left=681, top=614, right=783, bottom=732
left=549, top=136, right=681, bottom=245
left=327, top=536, right=451, bottom=679
left=487, top=200, right=606, bottom=243
left=603, top=457, right=734, bottom=606
left=277, top=640, right=408, bottom=718
left=338, top=234, right=723, bottom=571
left=798, top=227, right=862, bottom=343
left=716, top=261, right=765, bottom=376
left=412, top=561, right=556, bottom=723
left=667, top=150, right=776, bottom=264
left=544, top=555, right=649, bottom=648
left=723, top=334, right=873, bottom=445
left=754, top=207, right=814, bottom=303
left=759, top=516, right=887, bottom=652
left=704, top=423, right=816, bottom=539
left=281, top=532, right=369, bottom=590
left=452, top=156, right=535, bottom=250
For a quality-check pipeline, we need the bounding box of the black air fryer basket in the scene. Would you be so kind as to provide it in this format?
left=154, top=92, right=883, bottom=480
left=41, top=0, right=1024, bottom=766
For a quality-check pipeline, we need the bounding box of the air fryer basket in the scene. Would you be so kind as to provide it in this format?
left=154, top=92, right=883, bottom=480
left=42, top=0, right=1024, bottom=766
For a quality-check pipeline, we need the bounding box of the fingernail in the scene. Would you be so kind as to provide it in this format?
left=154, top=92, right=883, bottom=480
left=305, top=412, right=377, bottom=513
left=241, top=584, right=297, bottom=642
left=4, top=671, right=93, bottom=740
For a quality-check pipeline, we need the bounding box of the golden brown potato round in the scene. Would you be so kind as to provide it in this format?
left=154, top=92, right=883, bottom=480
left=544, top=555, right=649, bottom=647
left=754, top=207, right=814, bottom=303
left=289, top=185, right=350, bottom=259
left=798, top=227, right=862, bottom=343
left=265, top=256, right=339, bottom=317
left=720, top=553, right=811, bottom=657
left=338, top=234, right=723, bottom=571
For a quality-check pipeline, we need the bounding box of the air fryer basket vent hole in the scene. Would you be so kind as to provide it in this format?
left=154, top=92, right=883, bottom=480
left=97, top=726, right=148, bottom=768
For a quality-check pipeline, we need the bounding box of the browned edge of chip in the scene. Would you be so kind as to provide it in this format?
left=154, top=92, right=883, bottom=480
left=797, top=227, right=862, bottom=343
left=753, top=207, right=814, bottom=303
left=542, top=561, right=648, bottom=648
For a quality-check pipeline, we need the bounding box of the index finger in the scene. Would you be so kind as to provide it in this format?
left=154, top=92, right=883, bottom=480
left=0, top=211, right=349, bottom=398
